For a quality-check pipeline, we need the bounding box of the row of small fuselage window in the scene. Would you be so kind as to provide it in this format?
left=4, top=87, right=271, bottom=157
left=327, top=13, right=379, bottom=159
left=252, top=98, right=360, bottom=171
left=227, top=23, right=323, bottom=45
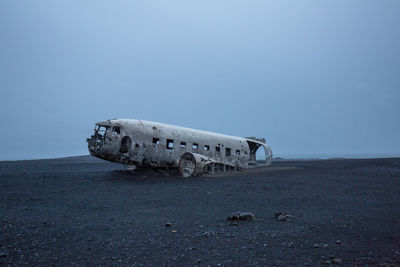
left=152, top=137, right=244, bottom=157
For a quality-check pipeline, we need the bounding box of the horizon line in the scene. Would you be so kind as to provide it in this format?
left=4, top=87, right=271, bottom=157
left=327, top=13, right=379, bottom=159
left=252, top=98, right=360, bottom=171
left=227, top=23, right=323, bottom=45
left=1, top=153, right=400, bottom=162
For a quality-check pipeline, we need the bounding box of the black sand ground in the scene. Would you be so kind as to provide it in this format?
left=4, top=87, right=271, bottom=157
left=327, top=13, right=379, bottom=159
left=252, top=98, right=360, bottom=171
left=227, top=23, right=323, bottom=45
left=1, top=156, right=399, bottom=266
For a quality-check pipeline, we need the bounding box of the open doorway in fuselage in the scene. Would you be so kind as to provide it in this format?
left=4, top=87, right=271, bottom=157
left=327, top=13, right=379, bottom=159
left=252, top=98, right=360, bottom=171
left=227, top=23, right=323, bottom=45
left=246, top=140, right=269, bottom=166
left=255, top=146, right=266, bottom=164
left=120, top=136, right=132, bottom=153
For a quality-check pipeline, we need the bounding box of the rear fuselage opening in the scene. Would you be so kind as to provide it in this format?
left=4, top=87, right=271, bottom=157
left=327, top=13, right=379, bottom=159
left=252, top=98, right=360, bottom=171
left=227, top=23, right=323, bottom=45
left=246, top=139, right=273, bottom=166
left=256, top=146, right=266, bottom=162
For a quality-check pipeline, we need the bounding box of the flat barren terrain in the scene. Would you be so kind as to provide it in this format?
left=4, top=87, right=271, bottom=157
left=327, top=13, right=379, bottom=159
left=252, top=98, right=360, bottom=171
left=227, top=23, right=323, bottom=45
left=1, top=156, right=399, bottom=266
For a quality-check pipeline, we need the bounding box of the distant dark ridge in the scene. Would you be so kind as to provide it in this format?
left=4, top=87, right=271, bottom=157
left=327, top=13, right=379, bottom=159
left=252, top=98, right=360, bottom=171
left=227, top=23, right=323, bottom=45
left=0, top=155, right=103, bottom=163
left=273, top=157, right=400, bottom=162
left=275, top=153, right=400, bottom=159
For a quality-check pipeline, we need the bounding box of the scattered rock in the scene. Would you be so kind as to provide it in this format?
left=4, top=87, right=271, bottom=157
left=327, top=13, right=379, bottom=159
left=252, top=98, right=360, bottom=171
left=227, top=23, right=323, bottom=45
left=239, top=212, right=255, bottom=221
left=288, top=241, right=294, bottom=248
left=274, top=211, right=294, bottom=221
left=336, top=240, right=341, bottom=244
left=274, top=211, right=287, bottom=218
left=227, top=211, right=255, bottom=221
left=227, top=211, right=242, bottom=221
left=0, top=252, right=6, bottom=257
left=314, top=243, right=320, bottom=248
left=276, top=214, right=288, bottom=221
left=165, top=223, right=172, bottom=227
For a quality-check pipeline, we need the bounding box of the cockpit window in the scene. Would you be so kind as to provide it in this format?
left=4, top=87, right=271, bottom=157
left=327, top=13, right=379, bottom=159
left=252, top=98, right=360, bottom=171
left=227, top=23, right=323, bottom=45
left=112, top=126, right=121, bottom=134
left=96, top=125, right=109, bottom=135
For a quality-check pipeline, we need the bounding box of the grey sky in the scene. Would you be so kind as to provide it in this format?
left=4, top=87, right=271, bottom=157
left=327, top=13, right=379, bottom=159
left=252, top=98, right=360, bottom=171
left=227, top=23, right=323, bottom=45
left=0, top=1, right=399, bottom=160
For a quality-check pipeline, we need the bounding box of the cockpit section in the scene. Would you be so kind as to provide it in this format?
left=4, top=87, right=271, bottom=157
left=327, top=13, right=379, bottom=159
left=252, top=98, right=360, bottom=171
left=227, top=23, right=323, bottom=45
left=86, top=121, right=132, bottom=163
left=87, top=125, right=110, bottom=152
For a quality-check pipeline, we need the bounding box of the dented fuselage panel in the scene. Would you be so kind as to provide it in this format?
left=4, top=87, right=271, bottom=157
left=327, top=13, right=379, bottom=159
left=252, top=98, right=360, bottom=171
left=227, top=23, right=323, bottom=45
left=86, top=119, right=272, bottom=176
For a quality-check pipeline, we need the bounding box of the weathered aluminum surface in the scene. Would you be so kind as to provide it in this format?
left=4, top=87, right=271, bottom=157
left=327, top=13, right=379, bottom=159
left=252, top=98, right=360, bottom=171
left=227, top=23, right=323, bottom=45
left=87, top=119, right=273, bottom=176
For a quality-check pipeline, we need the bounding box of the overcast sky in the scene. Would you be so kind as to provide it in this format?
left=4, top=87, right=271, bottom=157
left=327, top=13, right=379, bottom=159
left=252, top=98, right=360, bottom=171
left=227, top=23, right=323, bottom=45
left=0, top=1, right=399, bottom=160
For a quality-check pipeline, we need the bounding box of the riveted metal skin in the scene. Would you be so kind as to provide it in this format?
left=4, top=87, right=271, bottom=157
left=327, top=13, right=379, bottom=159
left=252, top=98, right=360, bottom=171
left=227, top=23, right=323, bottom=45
left=87, top=119, right=272, bottom=177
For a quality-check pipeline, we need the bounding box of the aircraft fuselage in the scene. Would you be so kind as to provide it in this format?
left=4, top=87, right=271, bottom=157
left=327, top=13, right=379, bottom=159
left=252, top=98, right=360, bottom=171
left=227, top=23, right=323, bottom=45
left=87, top=119, right=272, bottom=176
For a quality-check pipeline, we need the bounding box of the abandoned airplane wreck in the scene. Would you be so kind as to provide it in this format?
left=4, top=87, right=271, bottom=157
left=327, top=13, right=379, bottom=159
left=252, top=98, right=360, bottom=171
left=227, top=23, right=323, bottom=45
left=87, top=119, right=273, bottom=177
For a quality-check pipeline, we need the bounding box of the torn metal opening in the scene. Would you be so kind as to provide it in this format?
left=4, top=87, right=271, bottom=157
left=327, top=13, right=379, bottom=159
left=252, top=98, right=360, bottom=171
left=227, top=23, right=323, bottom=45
left=120, top=136, right=132, bottom=153
left=246, top=139, right=272, bottom=165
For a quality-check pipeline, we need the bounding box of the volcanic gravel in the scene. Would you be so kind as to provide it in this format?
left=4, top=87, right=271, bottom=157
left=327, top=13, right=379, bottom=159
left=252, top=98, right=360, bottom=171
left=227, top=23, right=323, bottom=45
left=1, top=156, right=399, bottom=266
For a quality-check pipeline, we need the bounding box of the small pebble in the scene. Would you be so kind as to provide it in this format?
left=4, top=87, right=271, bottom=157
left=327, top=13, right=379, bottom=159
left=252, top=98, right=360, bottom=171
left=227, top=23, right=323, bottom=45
left=227, top=211, right=242, bottom=221
left=276, top=215, right=287, bottom=221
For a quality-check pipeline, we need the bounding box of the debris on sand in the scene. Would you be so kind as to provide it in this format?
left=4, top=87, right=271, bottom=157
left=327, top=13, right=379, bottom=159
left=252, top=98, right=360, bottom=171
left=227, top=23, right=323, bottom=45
left=227, top=211, right=255, bottom=221
left=274, top=211, right=294, bottom=221
left=227, top=211, right=241, bottom=221
left=239, top=212, right=255, bottom=221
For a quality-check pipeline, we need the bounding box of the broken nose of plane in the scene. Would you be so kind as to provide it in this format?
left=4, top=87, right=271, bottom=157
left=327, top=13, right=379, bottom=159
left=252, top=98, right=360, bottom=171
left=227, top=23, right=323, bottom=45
left=86, top=134, right=102, bottom=155
left=87, top=124, right=109, bottom=155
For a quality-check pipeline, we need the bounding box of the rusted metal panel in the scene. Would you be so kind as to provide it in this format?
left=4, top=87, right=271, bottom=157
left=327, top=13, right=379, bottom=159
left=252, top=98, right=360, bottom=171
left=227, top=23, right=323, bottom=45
left=86, top=119, right=273, bottom=176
